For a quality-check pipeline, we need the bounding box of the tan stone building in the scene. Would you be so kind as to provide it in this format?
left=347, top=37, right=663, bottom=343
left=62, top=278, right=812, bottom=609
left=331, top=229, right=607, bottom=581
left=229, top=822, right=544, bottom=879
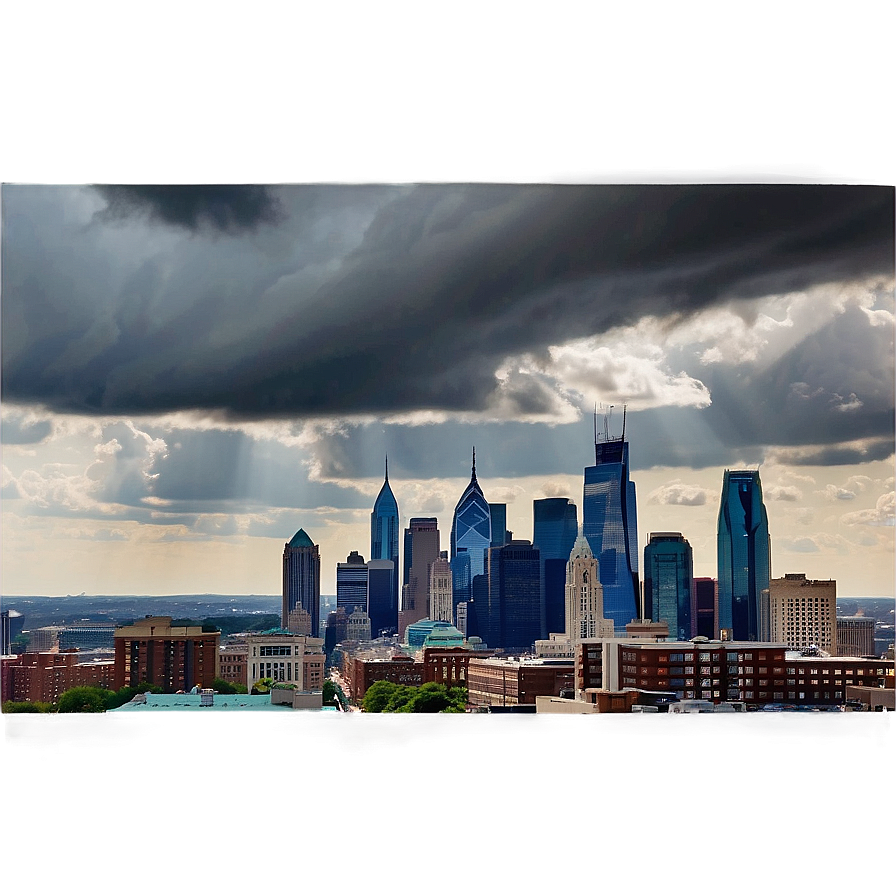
left=429, top=553, right=453, bottom=624
left=836, top=616, right=876, bottom=657
left=245, top=630, right=325, bottom=691
left=565, top=531, right=614, bottom=646
left=767, top=574, right=837, bottom=654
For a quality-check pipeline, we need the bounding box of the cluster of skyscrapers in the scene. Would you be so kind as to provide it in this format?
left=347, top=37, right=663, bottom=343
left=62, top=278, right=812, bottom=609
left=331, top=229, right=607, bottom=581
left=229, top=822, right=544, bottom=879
left=281, top=411, right=778, bottom=654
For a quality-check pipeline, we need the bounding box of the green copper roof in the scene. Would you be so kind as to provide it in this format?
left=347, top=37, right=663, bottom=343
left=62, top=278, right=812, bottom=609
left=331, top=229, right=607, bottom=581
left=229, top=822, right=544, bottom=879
left=288, top=528, right=314, bottom=548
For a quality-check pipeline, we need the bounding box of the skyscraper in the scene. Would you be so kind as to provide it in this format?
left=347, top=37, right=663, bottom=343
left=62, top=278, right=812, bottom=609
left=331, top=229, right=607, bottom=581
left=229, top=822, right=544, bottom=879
left=429, top=552, right=453, bottom=623
left=533, top=497, right=578, bottom=636
left=399, top=517, right=440, bottom=636
left=565, top=529, right=614, bottom=646
left=486, top=540, right=542, bottom=652
left=336, top=551, right=368, bottom=614
left=366, top=559, right=396, bottom=638
left=582, top=408, right=639, bottom=633
left=451, top=448, right=492, bottom=618
left=488, top=503, right=511, bottom=547
left=643, top=532, right=694, bottom=641
left=370, top=456, right=400, bottom=621
left=717, top=469, right=771, bottom=641
left=694, top=577, right=719, bottom=639
left=282, top=528, right=321, bottom=637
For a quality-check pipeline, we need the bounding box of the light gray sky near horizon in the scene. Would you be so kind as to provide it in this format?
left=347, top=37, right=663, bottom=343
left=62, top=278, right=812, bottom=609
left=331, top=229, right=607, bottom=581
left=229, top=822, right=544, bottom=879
left=2, top=10, right=895, bottom=603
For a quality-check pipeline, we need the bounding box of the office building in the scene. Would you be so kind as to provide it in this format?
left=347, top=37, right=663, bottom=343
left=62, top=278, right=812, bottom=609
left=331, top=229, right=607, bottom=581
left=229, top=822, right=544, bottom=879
left=643, top=532, right=694, bottom=641
left=324, top=607, right=348, bottom=657
left=429, top=552, right=453, bottom=623
left=837, top=616, right=876, bottom=657
left=0, top=611, right=11, bottom=656
left=767, top=573, right=837, bottom=653
left=582, top=409, right=639, bottom=633
left=218, top=643, right=248, bottom=685
left=566, top=530, right=614, bottom=647
left=282, top=528, right=321, bottom=637
left=466, top=657, right=574, bottom=707
left=346, top=607, right=372, bottom=643
left=694, top=577, right=719, bottom=639
left=451, top=448, right=492, bottom=615
left=485, top=540, right=542, bottom=653
left=533, top=497, right=579, bottom=640
left=717, top=470, right=771, bottom=641
left=488, top=503, right=512, bottom=547
left=367, top=558, right=397, bottom=638
left=245, top=630, right=324, bottom=691
left=337, top=551, right=369, bottom=614
left=58, top=623, right=116, bottom=651
left=286, top=606, right=313, bottom=635
left=399, top=517, right=440, bottom=636
left=370, top=456, right=400, bottom=621
left=113, top=616, right=220, bottom=692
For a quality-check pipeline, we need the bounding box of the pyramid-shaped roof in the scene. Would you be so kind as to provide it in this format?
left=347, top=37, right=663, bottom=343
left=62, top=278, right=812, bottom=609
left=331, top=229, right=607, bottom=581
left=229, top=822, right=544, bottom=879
left=288, top=528, right=314, bottom=548
left=569, top=530, right=593, bottom=561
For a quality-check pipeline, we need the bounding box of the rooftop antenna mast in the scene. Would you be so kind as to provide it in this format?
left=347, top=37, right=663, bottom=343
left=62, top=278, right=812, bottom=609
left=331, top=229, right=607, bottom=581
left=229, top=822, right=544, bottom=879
left=622, top=404, right=627, bottom=441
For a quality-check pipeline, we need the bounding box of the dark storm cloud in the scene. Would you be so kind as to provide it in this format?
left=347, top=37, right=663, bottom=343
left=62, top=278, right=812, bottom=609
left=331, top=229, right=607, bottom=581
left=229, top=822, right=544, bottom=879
left=2, top=184, right=893, bottom=425
left=93, top=185, right=284, bottom=233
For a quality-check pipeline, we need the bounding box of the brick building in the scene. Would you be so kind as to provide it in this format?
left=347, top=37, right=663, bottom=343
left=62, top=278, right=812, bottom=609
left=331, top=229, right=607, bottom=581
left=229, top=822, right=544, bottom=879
left=113, top=617, right=220, bottom=692
left=349, top=655, right=423, bottom=702
left=2, top=649, right=115, bottom=704
left=466, top=657, right=574, bottom=707
left=422, top=646, right=492, bottom=688
left=218, top=643, right=248, bottom=685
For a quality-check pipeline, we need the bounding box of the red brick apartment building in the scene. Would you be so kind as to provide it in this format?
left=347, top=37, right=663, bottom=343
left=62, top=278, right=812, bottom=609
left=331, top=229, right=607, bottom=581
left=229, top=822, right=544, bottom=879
left=114, top=617, right=220, bottom=692
left=349, top=656, right=424, bottom=702
left=2, top=650, right=115, bottom=704
left=422, top=647, right=492, bottom=688
left=466, top=657, right=574, bottom=707
left=577, top=638, right=894, bottom=707
left=218, top=643, right=247, bottom=684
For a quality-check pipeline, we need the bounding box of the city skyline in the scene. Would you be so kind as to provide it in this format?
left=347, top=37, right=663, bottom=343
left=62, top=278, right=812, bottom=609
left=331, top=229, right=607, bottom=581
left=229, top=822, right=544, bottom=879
left=1, top=185, right=893, bottom=599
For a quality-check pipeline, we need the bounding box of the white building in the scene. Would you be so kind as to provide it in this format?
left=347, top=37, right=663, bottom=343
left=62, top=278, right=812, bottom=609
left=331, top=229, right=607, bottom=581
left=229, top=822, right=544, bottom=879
left=245, top=630, right=324, bottom=691
left=766, top=573, right=837, bottom=654
left=565, top=530, right=614, bottom=646
left=346, top=607, right=372, bottom=642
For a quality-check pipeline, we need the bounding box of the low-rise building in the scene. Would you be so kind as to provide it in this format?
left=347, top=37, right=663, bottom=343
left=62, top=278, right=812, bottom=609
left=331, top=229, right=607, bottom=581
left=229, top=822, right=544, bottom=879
left=2, top=649, right=115, bottom=704
left=350, top=655, right=423, bottom=702
left=836, top=616, right=876, bottom=657
left=245, top=629, right=324, bottom=691
left=218, top=642, right=248, bottom=684
left=466, top=657, right=574, bottom=707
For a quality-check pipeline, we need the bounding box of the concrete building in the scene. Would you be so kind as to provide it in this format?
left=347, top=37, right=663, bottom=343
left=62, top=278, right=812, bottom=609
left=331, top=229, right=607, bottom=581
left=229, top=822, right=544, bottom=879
left=466, top=657, right=574, bottom=707
left=565, top=530, right=614, bottom=647
left=767, top=574, right=837, bottom=654
left=286, top=606, right=313, bottom=635
left=245, top=629, right=324, bottom=691
left=400, top=517, right=441, bottom=637
left=429, top=552, right=453, bottom=624
left=27, top=626, right=62, bottom=653
left=113, top=617, right=220, bottom=692
left=346, top=607, right=372, bottom=643
left=2, top=649, right=115, bottom=704
left=836, top=616, right=876, bottom=657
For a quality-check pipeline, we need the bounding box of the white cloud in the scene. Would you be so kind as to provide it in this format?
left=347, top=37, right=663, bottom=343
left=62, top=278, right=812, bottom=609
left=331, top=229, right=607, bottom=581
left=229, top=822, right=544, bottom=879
left=766, top=485, right=802, bottom=502
left=818, top=484, right=858, bottom=501
left=647, top=480, right=710, bottom=506
left=841, top=492, right=895, bottom=527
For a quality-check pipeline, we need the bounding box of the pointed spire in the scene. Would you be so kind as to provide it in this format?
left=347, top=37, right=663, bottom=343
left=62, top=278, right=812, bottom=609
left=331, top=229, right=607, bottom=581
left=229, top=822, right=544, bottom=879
left=471, top=446, right=477, bottom=481
left=384, top=454, right=389, bottom=482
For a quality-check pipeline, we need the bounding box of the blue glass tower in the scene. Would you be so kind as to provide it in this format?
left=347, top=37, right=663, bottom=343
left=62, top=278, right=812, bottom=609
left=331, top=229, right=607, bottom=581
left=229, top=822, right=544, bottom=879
left=717, top=470, right=770, bottom=641
left=582, top=410, right=639, bottom=633
left=533, top=497, right=578, bottom=636
left=450, top=448, right=492, bottom=616
left=370, top=456, right=400, bottom=623
left=643, top=532, right=694, bottom=641
left=486, top=540, right=542, bottom=652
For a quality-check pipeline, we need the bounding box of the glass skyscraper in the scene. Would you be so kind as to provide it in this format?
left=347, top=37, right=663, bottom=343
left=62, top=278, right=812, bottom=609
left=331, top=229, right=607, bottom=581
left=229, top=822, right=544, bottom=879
left=370, top=457, right=400, bottom=622
left=582, top=418, right=639, bottom=633
left=336, top=550, right=368, bottom=614
left=486, top=540, right=542, bottom=652
left=717, top=470, right=771, bottom=641
left=282, top=528, right=321, bottom=637
left=532, top=497, right=578, bottom=636
left=643, top=532, right=694, bottom=641
left=450, top=448, right=492, bottom=616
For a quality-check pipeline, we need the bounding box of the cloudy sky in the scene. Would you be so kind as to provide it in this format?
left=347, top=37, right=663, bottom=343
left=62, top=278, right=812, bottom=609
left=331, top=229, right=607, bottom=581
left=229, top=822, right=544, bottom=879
left=2, top=183, right=893, bottom=596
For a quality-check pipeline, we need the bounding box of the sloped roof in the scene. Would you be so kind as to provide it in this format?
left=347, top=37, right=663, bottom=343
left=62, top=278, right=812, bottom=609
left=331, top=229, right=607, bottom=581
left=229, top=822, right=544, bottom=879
left=288, top=528, right=314, bottom=548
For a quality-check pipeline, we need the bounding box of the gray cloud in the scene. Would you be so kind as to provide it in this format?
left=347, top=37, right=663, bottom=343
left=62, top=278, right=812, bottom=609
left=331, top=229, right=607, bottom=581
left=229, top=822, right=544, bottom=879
left=93, top=185, right=284, bottom=234
left=2, top=184, right=892, bottom=429
left=1, top=414, right=52, bottom=445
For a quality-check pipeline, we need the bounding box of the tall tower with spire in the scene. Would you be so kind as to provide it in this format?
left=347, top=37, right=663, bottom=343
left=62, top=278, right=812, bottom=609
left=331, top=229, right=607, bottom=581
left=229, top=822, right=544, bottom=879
left=450, top=447, right=492, bottom=621
left=370, top=455, right=400, bottom=628
left=565, top=527, right=614, bottom=646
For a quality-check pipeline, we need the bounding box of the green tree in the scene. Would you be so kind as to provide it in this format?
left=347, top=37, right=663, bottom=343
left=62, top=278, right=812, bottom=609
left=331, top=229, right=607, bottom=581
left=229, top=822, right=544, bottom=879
left=2, top=700, right=54, bottom=713
left=362, top=681, right=468, bottom=713
left=362, top=680, right=399, bottom=712
left=212, top=677, right=238, bottom=695
left=251, top=677, right=274, bottom=695
left=105, top=682, right=162, bottom=710
left=57, top=686, right=113, bottom=713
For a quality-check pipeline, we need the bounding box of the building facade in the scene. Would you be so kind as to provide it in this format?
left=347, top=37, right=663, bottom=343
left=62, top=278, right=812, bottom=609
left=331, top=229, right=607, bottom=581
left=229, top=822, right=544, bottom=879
left=282, top=528, right=321, bottom=637
left=466, top=657, right=574, bottom=707
left=113, top=617, right=220, bottom=692
left=767, top=573, right=837, bottom=654
left=533, top=497, right=579, bottom=639
left=399, top=517, right=440, bottom=636
left=451, top=449, right=492, bottom=616
left=694, top=577, right=719, bottom=639
left=2, top=650, right=115, bottom=704
left=429, top=552, right=454, bottom=623
left=488, top=503, right=511, bottom=547
left=245, top=630, right=324, bottom=691
left=484, top=540, right=542, bottom=653
left=346, top=607, right=372, bottom=642
left=717, top=470, right=770, bottom=641
left=836, top=616, right=876, bottom=657
left=218, top=643, right=248, bottom=684
left=370, top=456, right=400, bottom=620
left=565, top=530, right=614, bottom=647
left=582, top=412, right=639, bottom=633
left=336, top=551, right=369, bottom=614
left=643, top=532, right=694, bottom=641
left=367, top=559, right=397, bottom=638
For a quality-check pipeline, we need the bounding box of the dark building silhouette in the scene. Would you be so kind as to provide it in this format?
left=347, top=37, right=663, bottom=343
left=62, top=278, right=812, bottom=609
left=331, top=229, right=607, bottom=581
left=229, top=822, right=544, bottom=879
left=367, top=559, right=397, bottom=637
left=336, top=550, right=368, bottom=614
left=324, top=607, right=348, bottom=658
left=488, top=503, right=512, bottom=547
left=717, top=470, right=770, bottom=641
left=694, top=577, right=719, bottom=639
left=643, top=532, right=694, bottom=641
left=533, top=497, right=578, bottom=636
left=486, top=540, right=542, bottom=653
left=282, top=528, right=321, bottom=637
